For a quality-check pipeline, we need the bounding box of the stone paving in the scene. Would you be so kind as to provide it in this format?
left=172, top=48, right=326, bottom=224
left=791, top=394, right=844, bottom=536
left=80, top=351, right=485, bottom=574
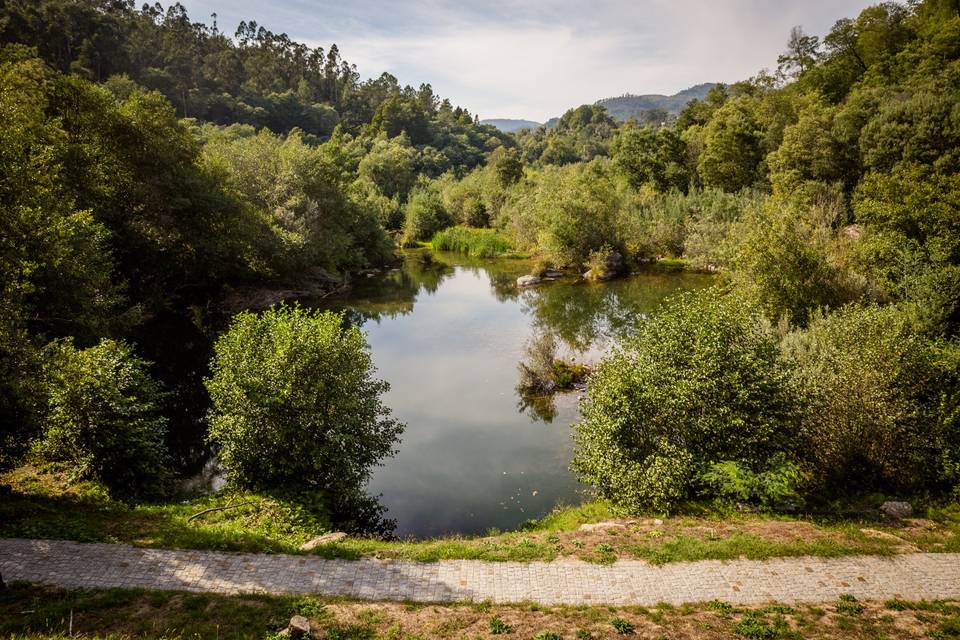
left=2, top=538, right=960, bottom=606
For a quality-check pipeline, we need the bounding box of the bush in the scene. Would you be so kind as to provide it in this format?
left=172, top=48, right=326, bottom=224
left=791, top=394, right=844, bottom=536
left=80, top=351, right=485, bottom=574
left=782, top=304, right=960, bottom=494
left=34, top=339, right=171, bottom=499
left=205, top=305, right=404, bottom=526
left=503, top=160, right=621, bottom=267
left=401, top=186, right=453, bottom=245
left=431, top=225, right=512, bottom=257
left=573, top=288, right=800, bottom=513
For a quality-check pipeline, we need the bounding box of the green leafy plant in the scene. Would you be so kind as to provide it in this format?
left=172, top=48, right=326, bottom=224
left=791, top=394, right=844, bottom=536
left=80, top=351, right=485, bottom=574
left=609, top=618, right=634, bottom=635
left=700, top=454, right=803, bottom=511
left=835, top=594, right=864, bottom=616
left=489, top=616, right=513, bottom=635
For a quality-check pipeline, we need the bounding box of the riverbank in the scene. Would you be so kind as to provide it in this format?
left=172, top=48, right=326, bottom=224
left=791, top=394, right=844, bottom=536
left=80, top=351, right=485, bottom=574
left=4, top=464, right=959, bottom=565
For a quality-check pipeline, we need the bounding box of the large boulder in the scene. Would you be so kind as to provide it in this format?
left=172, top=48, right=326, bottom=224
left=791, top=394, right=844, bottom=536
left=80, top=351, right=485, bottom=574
left=517, top=275, right=541, bottom=287
left=880, top=501, right=913, bottom=519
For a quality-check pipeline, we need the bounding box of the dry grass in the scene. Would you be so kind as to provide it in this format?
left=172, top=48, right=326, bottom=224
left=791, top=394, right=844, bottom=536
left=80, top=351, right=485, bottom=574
left=4, top=584, right=960, bottom=640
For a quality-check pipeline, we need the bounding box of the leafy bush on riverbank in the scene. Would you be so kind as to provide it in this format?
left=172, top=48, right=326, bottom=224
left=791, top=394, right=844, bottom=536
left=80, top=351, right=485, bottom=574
left=33, top=339, right=172, bottom=500
left=206, top=305, right=404, bottom=534
left=573, top=289, right=801, bottom=513
left=574, top=289, right=960, bottom=513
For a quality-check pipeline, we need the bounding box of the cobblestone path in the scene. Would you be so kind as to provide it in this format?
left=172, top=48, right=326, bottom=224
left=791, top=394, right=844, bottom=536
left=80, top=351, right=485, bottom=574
left=3, top=539, right=959, bottom=605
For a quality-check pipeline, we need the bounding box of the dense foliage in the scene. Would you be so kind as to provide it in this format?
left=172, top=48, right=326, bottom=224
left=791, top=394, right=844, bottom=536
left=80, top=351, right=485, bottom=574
left=34, top=339, right=171, bottom=499
left=0, top=1, right=511, bottom=530
left=205, top=305, right=403, bottom=532
left=573, top=290, right=800, bottom=512
left=2, top=0, right=960, bottom=523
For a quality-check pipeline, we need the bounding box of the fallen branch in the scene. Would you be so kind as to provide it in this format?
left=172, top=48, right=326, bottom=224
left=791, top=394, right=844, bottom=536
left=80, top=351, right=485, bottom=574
left=187, top=500, right=256, bottom=523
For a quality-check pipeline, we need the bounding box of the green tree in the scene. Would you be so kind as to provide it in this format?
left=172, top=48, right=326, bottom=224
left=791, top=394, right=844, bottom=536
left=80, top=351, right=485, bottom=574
left=34, top=339, right=171, bottom=498
left=401, top=185, right=453, bottom=244
left=358, top=133, right=418, bottom=201
left=205, top=305, right=404, bottom=524
left=612, top=124, right=688, bottom=192
left=777, top=26, right=821, bottom=78
left=697, top=98, right=763, bottom=192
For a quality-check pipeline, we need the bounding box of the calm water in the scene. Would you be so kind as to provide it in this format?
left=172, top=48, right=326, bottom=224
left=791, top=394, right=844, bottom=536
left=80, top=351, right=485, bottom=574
left=310, top=252, right=712, bottom=538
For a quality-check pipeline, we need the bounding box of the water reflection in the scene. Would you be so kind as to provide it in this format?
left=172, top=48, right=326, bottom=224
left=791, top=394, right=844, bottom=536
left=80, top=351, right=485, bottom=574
left=306, top=251, right=711, bottom=537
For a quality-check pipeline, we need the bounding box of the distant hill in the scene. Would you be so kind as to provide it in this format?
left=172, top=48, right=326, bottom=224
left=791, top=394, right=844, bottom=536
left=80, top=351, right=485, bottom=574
left=597, top=83, right=717, bottom=121
left=485, top=84, right=717, bottom=133
left=480, top=118, right=542, bottom=133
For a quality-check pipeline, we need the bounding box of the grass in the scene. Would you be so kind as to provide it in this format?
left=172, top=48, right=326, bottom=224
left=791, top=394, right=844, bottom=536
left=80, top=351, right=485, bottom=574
left=3, top=583, right=960, bottom=640
left=430, top=226, right=513, bottom=258
left=4, top=464, right=960, bottom=565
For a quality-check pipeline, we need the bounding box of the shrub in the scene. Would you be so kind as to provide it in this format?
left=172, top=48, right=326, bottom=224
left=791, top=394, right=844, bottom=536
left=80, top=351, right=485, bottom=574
left=34, top=339, right=171, bottom=499
left=782, top=304, right=960, bottom=494
left=609, top=618, right=634, bottom=635
left=205, top=305, right=404, bottom=526
left=401, top=187, right=453, bottom=245
left=573, top=288, right=800, bottom=513
left=431, top=225, right=512, bottom=257
left=503, top=160, right=621, bottom=267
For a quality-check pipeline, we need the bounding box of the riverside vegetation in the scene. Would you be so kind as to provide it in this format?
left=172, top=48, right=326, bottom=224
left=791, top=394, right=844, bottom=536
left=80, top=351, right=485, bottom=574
left=1, top=0, right=960, bottom=577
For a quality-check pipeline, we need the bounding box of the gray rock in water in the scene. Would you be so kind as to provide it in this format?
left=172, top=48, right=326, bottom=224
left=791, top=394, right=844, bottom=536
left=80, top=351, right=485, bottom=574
left=543, top=269, right=563, bottom=278
left=287, top=615, right=311, bottom=639
left=880, top=501, right=913, bottom=519
left=517, top=275, right=541, bottom=287
left=300, top=532, right=347, bottom=551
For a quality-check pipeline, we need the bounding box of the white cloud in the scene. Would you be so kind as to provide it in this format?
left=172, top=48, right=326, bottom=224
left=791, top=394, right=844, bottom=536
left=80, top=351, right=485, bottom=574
left=180, top=0, right=880, bottom=122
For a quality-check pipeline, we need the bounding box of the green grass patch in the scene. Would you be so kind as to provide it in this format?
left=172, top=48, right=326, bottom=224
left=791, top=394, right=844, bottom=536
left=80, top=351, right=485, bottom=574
left=5, top=464, right=960, bottom=566
left=430, top=226, right=513, bottom=258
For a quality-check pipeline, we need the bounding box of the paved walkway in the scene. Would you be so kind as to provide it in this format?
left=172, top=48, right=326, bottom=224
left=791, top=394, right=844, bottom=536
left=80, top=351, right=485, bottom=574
left=2, top=539, right=960, bottom=606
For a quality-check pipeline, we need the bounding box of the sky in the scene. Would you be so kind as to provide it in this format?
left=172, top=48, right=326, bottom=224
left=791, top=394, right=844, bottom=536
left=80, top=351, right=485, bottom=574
left=177, top=0, right=877, bottom=123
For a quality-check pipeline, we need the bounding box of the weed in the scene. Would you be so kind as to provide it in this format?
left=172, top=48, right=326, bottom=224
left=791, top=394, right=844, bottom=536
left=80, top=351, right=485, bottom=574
left=836, top=594, right=864, bottom=616
left=490, top=616, right=514, bottom=635
left=610, top=618, right=634, bottom=634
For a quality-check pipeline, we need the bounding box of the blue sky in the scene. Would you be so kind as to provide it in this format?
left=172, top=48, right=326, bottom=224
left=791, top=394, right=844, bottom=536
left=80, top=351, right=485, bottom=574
left=178, top=0, right=877, bottom=122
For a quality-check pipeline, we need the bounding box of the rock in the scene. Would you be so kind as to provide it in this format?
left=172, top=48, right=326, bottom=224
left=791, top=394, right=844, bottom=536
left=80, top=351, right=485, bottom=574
left=583, top=251, right=625, bottom=281
left=652, top=519, right=663, bottom=526
left=543, top=269, right=563, bottom=278
left=299, top=532, right=347, bottom=551
left=517, top=275, right=541, bottom=287
left=287, top=615, right=311, bottom=639
left=880, top=501, right=913, bottom=519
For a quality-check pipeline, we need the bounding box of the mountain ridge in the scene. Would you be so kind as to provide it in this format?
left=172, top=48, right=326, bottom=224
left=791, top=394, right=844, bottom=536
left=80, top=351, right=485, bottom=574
left=481, top=83, right=717, bottom=132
